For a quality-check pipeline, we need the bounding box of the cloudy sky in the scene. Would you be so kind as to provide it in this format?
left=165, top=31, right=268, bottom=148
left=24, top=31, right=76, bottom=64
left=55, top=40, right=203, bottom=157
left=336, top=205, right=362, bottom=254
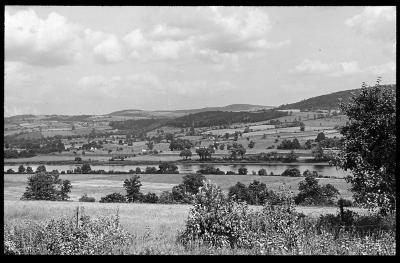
left=4, top=6, right=396, bottom=116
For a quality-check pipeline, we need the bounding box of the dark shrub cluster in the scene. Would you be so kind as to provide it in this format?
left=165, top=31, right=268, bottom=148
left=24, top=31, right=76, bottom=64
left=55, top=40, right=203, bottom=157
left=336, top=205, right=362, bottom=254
left=294, top=175, right=339, bottom=206
left=281, top=167, right=301, bottom=177
left=277, top=138, right=301, bottom=149
left=197, top=165, right=225, bottom=175
left=21, top=172, right=72, bottom=201
left=228, top=180, right=278, bottom=205
left=79, top=194, right=96, bottom=202
left=99, top=193, right=126, bottom=203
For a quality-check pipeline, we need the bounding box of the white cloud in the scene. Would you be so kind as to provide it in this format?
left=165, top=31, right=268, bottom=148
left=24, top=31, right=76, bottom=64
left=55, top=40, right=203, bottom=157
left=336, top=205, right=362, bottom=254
left=367, top=61, right=396, bottom=75
left=85, top=29, right=123, bottom=64
left=345, top=6, right=396, bottom=42
left=122, top=6, right=290, bottom=69
left=291, top=59, right=332, bottom=74
left=151, top=40, right=189, bottom=60
left=77, top=73, right=235, bottom=100
left=5, top=9, right=126, bottom=66
left=5, top=9, right=84, bottom=66
left=291, top=59, right=362, bottom=76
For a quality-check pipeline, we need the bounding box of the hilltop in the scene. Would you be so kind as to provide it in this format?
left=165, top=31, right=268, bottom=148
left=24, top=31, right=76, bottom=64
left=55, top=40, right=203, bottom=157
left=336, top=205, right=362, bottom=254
left=278, top=84, right=396, bottom=111
left=107, top=104, right=275, bottom=118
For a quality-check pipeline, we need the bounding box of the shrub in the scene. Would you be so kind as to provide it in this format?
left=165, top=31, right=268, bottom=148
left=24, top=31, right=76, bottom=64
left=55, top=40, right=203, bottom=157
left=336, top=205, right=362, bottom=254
left=18, top=165, right=26, bottom=173
left=36, top=165, right=47, bottom=173
left=178, top=181, right=253, bottom=249
left=229, top=180, right=279, bottom=206
left=180, top=149, right=192, bottom=160
left=238, top=167, right=248, bottom=175
left=197, top=165, right=225, bottom=175
left=171, top=185, right=193, bottom=204
left=283, top=151, right=298, bottom=162
left=295, top=175, right=339, bottom=206
left=337, top=198, right=353, bottom=208
left=281, top=168, right=301, bottom=177
left=226, top=171, right=236, bottom=175
left=81, top=163, right=92, bottom=174
left=158, top=163, right=179, bottom=174
left=145, top=166, right=158, bottom=174
left=141, top=192, right=159, bottom=203
left=79, top=194, right=96, bottom=202
left=182, top=174, right=206, bottom=195
left=4, top=209, right=133, bottom=255
left=178, top=183, right=305, bottom=252
left=228, top=182, right=250, bottom=203
left=277, top=138, right=301, bottom=150
left=99, top=193, right=126, bottom=203
left=21, top=172, right=72, bottom=201
left=258, top=168, right=267, bottom=176
left=158, top=191, right=175, bottom=204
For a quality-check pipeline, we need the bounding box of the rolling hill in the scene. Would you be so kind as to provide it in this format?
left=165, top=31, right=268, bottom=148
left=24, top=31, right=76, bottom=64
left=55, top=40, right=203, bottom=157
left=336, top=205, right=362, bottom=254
left=107, top=104, right=275, bottom=118
left=278, top=84, right=396, bottom=111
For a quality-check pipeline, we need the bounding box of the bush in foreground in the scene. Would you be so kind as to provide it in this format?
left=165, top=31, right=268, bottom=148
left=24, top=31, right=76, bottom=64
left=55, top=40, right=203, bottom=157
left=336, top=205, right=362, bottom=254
left=178, top=181, right=395, bottom=255
left=4, top=209, right=133, bottom=255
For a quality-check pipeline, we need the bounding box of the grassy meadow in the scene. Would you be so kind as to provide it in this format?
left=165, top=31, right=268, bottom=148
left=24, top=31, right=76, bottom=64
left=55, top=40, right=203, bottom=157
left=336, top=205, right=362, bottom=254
left=4, top=200, right=370, bottom=255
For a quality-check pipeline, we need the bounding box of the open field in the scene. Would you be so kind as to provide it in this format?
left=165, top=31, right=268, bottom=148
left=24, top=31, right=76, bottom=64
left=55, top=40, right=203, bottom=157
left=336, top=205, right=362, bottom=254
left=4, top=172, right=353, bottom=202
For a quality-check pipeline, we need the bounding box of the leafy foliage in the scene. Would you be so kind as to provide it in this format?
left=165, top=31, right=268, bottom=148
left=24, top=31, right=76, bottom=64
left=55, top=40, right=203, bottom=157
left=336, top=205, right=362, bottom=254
left=4, top=210, right=133, bottom=255
left=332, top=82, right=396, bottom=213
left=229, top=142, right=246, bottom=159
left=180, top=149, right=192, bottom=159
left=79, top=194, right=96, bottom=202
left=277, top=138, right=301, bottom=149
left=281, top=167, right=301, bottom=177
left=123, top=175, right=142, bottom=203
left=169, top=139, right=193, bottom=151
left=295, top=175, right=339, bottom=205
left=99, top=193, right=126, bottom=203
left=21, top=172, right=72, bottom=201
left=196, top=146, right=215, bottom=161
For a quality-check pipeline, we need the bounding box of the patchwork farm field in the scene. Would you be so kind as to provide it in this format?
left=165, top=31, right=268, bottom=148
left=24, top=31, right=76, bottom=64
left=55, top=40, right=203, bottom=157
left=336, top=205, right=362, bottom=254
left=4, top=172, right=353, bottom=202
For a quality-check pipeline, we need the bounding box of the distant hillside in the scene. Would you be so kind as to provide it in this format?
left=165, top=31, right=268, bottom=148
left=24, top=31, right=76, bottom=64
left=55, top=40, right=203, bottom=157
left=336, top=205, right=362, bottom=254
left=109, top=118, right=167, bottom=133
left=173, top=104, right=275, bottom=114
left=107, top=104, right=275, bottom=118
left=278, top=84, right=396, bottom=111
left=165, top=109, right=287, bottom=128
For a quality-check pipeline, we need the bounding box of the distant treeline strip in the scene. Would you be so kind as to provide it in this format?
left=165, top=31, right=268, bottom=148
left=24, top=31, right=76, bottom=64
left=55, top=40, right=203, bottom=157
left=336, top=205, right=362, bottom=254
left=109, top=110, right=288, bottom=131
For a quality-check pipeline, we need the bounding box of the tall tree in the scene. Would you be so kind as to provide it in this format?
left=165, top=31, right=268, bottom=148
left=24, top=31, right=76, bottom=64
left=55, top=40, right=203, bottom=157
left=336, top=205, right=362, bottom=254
left=123, top=175, right=142, bottom=203
left=333, top=81, right=396, bottom=213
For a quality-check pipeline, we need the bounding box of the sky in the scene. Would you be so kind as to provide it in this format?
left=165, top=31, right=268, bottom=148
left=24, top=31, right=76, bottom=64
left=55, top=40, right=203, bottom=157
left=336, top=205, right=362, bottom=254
left=4, top=6, right=396, bottom=116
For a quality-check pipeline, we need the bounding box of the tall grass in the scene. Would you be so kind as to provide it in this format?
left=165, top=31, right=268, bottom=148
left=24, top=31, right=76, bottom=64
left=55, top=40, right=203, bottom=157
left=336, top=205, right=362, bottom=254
left=3, top=198, right=395, bottom=255
left=177, top=182, right=396, bottom=255
left=4, top=207, right=133, bottom=255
